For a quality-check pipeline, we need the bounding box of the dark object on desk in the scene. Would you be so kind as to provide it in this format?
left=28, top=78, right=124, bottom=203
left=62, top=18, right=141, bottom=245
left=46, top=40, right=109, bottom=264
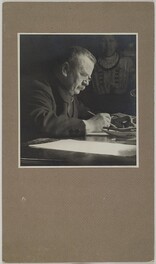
left=103, top=113, right=136, bottom=139
left=103, top=128, right=136, bottom=139
left=111, top=113, right=136, bottom=128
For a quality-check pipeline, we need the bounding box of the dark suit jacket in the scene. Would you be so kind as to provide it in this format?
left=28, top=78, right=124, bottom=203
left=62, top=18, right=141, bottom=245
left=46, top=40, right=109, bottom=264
left=21, top=76, right=91, bottom=141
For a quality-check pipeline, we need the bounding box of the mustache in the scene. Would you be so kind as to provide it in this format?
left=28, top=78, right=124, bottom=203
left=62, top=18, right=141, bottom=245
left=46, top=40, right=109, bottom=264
left=79, top=85, right=86, bottom=89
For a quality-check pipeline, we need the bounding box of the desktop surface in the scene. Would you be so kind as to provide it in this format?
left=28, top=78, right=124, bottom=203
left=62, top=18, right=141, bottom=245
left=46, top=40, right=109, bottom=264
left=21, top=135, right=137, bottom=167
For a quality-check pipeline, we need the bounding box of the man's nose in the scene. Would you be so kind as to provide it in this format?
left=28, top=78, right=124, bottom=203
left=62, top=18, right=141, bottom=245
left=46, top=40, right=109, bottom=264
left=82, top=78, right=90, bottom=86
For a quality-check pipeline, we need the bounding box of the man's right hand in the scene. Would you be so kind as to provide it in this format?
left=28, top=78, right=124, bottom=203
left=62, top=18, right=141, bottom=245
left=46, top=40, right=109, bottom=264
left=83, top=113, right=111, bottom=133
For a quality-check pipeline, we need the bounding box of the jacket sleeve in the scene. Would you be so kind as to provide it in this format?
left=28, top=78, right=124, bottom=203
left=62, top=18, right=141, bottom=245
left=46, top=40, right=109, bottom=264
left=28, top=80, right=86, bottom=138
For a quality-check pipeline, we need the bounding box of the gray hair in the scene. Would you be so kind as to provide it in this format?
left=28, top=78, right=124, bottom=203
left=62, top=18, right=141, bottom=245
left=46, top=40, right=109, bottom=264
left=59, top=46, right=96, bottom=65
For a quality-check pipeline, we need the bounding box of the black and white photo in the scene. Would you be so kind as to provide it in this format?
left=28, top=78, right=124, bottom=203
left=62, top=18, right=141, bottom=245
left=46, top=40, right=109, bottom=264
left=19, top=34, right=137, bottom=167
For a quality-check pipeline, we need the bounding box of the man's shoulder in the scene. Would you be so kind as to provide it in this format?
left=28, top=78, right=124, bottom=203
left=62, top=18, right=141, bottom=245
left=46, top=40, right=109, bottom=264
left=31, top=79, right=55, bottom=97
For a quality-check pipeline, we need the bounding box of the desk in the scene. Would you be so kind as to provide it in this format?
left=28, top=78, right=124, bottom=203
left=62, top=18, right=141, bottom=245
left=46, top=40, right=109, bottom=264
left=21, top=135, right=136, bottom=166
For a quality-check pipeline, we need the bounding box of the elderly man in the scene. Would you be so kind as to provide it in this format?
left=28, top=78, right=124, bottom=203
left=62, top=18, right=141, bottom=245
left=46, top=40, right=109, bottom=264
left=21, top=46, right=111, bottom=141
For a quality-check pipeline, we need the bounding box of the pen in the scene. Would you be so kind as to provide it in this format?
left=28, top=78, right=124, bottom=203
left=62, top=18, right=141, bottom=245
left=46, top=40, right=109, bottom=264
left=88, top=110, right=96, bottom=116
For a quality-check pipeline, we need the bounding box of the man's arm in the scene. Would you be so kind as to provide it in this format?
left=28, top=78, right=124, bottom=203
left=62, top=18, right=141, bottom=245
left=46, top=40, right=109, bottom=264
left=22, top=80, right=111, bottom=141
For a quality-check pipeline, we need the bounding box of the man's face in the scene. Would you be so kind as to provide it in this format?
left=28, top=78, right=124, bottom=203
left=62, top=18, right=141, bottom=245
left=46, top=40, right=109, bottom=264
left=66, top=54, right=94, bottom=96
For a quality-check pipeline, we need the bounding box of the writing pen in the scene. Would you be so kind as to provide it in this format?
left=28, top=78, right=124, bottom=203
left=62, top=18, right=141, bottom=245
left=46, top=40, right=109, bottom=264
left=87, top=110, right=96, bottom=116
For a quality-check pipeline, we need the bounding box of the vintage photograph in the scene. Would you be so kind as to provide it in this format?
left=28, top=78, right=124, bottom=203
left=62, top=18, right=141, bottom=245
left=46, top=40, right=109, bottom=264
left=4, top=3, right=154, bottom=262
left=19, top=34, right=137, bottom=167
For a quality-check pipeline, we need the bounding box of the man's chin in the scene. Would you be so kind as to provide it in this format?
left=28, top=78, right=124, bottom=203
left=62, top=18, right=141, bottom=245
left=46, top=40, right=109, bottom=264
left=75, top=90, right=81, bottom=94
left=76, top=87, right=86, bottom=94
left=73, top=89, right=81, bottom=95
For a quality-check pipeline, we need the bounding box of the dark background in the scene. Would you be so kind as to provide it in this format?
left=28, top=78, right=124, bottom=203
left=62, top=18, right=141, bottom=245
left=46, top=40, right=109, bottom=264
left=20, top=34, right=136, bottom=114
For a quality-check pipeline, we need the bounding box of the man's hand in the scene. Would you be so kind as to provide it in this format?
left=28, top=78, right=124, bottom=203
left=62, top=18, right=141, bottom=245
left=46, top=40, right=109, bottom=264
left=83, top=113, right=111, bottom=133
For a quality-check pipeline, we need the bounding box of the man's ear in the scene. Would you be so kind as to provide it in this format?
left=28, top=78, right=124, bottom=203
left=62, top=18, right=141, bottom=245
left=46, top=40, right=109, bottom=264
left=62, top=62, right=70, bottom=77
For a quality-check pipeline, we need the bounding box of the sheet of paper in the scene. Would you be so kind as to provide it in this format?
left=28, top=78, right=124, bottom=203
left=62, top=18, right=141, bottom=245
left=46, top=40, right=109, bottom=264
left=29, top=139, right=136, bottom=157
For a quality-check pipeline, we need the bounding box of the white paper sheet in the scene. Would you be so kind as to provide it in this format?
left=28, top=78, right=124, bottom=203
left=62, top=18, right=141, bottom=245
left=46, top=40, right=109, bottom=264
left=29, top=139, right=136, bottom=157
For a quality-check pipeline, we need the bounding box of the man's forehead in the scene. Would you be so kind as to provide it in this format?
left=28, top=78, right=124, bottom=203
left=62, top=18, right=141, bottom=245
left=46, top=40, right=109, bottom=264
left=75, top=54, right=94, bottom=67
